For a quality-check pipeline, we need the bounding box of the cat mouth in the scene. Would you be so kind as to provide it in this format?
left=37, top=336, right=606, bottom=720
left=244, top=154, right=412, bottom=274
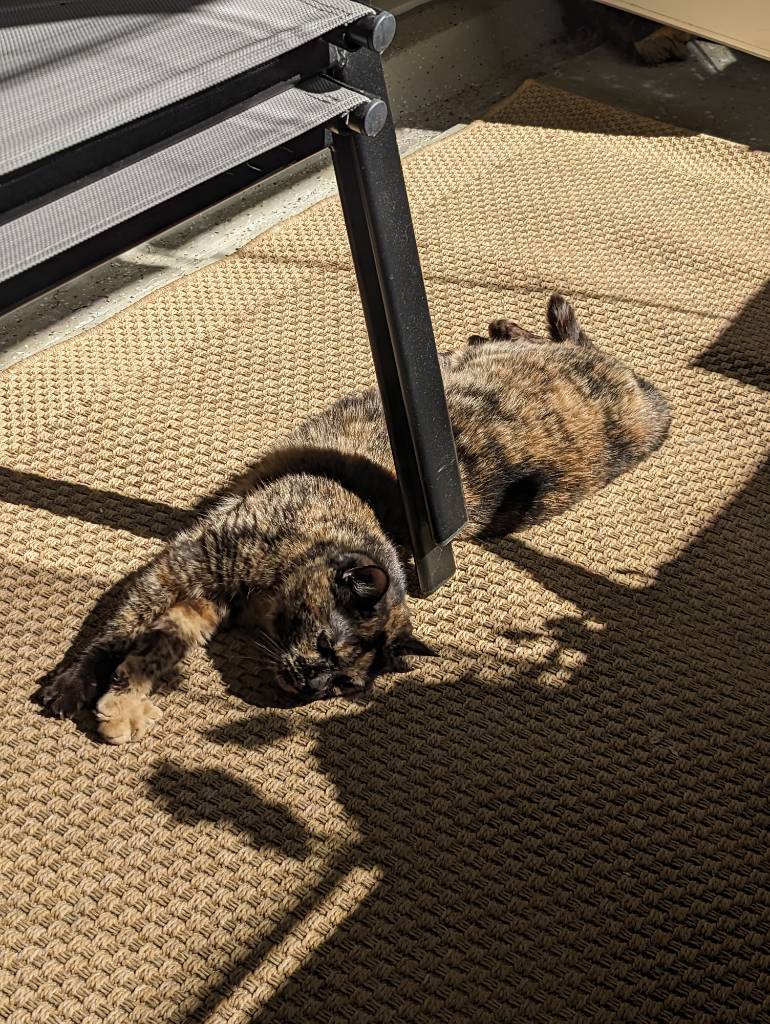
left=276, top=670, right=368, bottom=701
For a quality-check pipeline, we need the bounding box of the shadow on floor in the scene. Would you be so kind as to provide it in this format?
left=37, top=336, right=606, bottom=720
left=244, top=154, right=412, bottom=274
left=692, top=279, right=770, bottom=391
left=147, top=445, right=769, bottom=1022
left=148, top=761, right=311, bottom=861
left=0, top=467, right=187, bottom=541
left=483, top=72, right=695, bottom=137
left=0, top=256, right=168, bottom=361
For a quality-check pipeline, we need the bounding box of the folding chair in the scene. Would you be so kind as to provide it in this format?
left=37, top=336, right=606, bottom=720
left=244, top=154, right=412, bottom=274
left=0, top=2, right=466, bottom=590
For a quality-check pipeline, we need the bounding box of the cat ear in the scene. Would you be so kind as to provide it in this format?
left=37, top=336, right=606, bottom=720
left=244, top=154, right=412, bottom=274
left=395, top=634, right=437, bottom=658
left=381, top=633, right=437, bottom=675
left=338, top=564, right=390, bottom=606
left=488, top=318, right=529, bottom=341
left=386, top=654, right=411, bottom=674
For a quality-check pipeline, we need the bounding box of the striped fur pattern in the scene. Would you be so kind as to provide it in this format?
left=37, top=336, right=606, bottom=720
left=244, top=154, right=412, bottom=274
left=39, top=295, right=670, bottom=742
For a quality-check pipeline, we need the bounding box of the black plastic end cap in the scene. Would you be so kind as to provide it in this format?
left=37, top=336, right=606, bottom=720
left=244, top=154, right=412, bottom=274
left=347, top=98, right=388, bottom=137
left=347, top=11, right=397, bottom=53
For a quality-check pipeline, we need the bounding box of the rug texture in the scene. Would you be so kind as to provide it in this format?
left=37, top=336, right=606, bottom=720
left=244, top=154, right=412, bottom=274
left=2, top=81, right=769, bottom=1023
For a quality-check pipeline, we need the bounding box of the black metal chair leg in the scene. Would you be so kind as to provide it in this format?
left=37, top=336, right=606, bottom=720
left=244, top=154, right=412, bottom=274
left=329, top=49, right=467, bottom=594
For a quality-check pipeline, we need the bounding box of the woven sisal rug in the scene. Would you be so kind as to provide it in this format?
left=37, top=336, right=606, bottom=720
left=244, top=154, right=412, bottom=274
left=2, top=81, right=769, bottom=1023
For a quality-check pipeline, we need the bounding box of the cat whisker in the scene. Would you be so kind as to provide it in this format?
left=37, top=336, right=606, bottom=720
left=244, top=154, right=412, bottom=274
left=253, top=629, right=284, bottom=656
left=247, top=638, right=281, bottom=663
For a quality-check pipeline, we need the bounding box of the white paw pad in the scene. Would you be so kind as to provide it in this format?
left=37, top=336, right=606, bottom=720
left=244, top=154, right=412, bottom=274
left=96, top=691, right=162, bottom=745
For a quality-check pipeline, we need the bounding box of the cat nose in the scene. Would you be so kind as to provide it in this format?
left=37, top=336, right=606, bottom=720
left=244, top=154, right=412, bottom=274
left=307, top=669, right=333, bottom=692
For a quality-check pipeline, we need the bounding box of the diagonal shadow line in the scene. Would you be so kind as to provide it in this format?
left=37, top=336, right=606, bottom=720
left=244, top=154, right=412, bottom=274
left=0, top=466, right=190, bottom=540
left=238, top=248, right=738, bottom=326
left=3, top=446, right=410, bottom=549
left=691, top=277, right=770, bottom=391
left=167, top=844, right=362, bottom=1024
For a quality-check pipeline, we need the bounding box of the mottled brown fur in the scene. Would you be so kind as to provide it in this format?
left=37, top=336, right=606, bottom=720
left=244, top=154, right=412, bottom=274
left=39, top=295, right=669, bottom=742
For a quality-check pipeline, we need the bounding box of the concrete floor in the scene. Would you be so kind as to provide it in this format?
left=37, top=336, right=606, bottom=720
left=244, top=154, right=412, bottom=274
left=2, top=0, right=769, bottom=370
left=545, top=36, right=770, bottom=150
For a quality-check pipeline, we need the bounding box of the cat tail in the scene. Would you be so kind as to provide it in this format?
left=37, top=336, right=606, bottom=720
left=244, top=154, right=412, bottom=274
left=547, top=294, right=592, bottom=346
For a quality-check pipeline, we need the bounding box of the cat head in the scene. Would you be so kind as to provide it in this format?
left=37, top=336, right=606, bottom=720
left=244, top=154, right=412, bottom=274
left=248, top=550, right=435, bottom=700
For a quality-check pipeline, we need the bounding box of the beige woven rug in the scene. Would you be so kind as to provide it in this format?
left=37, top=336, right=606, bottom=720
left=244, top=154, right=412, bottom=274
left=2, top=81, right=769, bottom=1023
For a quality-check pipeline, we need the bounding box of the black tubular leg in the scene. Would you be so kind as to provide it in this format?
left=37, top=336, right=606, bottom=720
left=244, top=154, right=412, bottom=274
left=330, top=49, right=467, bottom=594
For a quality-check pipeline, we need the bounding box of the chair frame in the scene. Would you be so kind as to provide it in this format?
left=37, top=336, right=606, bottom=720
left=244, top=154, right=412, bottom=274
left=0, top=10, right=467, bottom=592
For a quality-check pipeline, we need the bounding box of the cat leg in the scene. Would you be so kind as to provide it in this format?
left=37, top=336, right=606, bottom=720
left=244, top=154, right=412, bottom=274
left=96, top=598, right=224, bottom=744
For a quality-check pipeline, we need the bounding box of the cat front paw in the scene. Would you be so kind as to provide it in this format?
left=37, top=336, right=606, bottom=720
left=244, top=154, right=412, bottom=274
left=95, top=691, right=162, bottom=745
left=36, top=664, right=97, bottom=718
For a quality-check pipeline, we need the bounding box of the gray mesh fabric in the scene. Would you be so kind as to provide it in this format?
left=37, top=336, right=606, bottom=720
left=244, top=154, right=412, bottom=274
left=0, top=80, right=366, bottom=282
left=0, top=0, right=372, bottom=175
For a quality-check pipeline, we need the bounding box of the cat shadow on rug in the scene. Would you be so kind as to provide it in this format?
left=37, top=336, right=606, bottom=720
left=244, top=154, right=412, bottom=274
left=153, top=652, right=593, bottom=1024
left=147, top=760, right=312, bottom=861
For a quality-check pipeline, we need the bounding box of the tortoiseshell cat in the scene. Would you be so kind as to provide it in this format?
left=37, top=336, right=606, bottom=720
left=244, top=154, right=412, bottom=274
left=40, top=295, right=670, bottom=743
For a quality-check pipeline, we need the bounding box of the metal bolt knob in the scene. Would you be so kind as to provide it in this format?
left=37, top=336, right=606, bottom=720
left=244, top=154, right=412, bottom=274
left=345, top=11, right=397, bottom=53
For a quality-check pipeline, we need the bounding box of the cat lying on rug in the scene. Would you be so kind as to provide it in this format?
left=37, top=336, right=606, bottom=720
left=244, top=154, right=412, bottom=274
left=39, top=295, right=670, bottom=743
